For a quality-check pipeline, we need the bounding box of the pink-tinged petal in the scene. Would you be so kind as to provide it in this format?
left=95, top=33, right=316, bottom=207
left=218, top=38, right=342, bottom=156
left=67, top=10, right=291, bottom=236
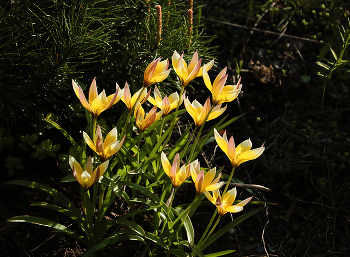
left=227, top=136, right=236, bottom=165
left=141, top=88, right=151, bottom=105
left=223, top=188, right=237, bottom=207
left=202, top=64, right=213, bottom=92
left=197, top=97, right=211, bottom=126
left=72, top=165, right=79, bottom=183
left=236, top=146, right=265, bottom=166
left=204, top=191, right=215, bottom=204
left=72, top=80, right=80, bottom=98
left=197, top=59, right=214, bottom=77
left=98, top=160, right=109, bottom=177
left=78, top=86, right=93, bottom=113
left=95, top=135, right=104, bottom=155
left=85, top=156, right=93, bottom=175
left=123, top=82, right=131, bottom=110
left=105, top=88, right=118, bottom=110
left=195, top=170, right=205, bottom=194
left=237, top=196, right=253, bottom=207
left=190, top=163, right=199, bottom=182
left=225, top=205, right=243, bottom=213
left=187, top=51, right=199, bottom=74
left=92, top=166, right=101, bottom=184
left=213, top=67, right=227, bottom=87
left=153, top=86, right=163, bottom=106
left=150, top=69, right=171, bottom=84
left=185, top=59, right=201, bottom=86
left=83, top=132, right=96, bottom=152
left=104, top=127, right=118, bottom=147
left=207, top=104, right=226, bottom=121
left=236, top=139, right=253, bottom=154
left=88, top=78, right=98, bottom=104
left=170, top=153, right=180, bottom=179
left=161, top=152, right=171, bottom=177
left=214, top=129, right=229, bottom=156
left=212, top=74, right=228, bottom=104
left=172, top=51, right=181, bottom=70
left=162, top=96, right=171, bottom=115
left=184, top=97, right=198, bottom=123
left=205, top=181, right=224, bottom=192
left=203, top=167, right=216, bottom=187
left=212, top=172, right=222, bottom=184
left=142, top=106, right=157, bottom=131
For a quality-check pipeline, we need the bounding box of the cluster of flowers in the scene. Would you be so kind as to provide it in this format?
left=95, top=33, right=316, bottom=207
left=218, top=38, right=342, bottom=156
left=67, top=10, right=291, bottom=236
left=69, top=50, right=265, bottom=217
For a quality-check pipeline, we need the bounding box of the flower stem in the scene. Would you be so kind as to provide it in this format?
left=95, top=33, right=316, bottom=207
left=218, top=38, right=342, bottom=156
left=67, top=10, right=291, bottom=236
left=196, top=209, right=217, bottom=246
left=198, top=215, right=221, bottom=249
left=223, top=166, right=236, bottom=195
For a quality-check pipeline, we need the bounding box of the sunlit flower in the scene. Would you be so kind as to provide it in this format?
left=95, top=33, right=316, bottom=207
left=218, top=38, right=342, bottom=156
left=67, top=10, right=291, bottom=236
left=172, top=51, right=214, bottom=87
left=72, top=78, right=123, bottom=118
left=134, top=105, right=164, bottom=132
left=214, top=128, right=265, bottom=167
left=161, top=152, right=198, bottom=188
left=184, top=97, right=227, bottom=127
left=122, top=82, right=150, bottom=111
left=69, top=156, right=109, bottom=191
left=204, top=188, right=252, bottom=216
left=203, top=65, right=242, bottom=105
left=190, top=162, right=224, bottom=195
left=144, top=58, right=171, bottom=87
left=148, top=85, right=184, bottom=116
left=83, top=126, right=126, bottom=162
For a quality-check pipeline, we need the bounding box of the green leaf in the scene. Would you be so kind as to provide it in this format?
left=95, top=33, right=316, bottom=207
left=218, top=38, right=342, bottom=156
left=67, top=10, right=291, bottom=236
left=4, top=180, right=82, bottom=219
left=8, top=215, right=90, bottom=246
left=165, top=249, right=188, bottom=257
left=60, top=175, right=76, bottom=182
left=301, top=75, right=311, bottom=83
left=204, top=250, right=236, bottom=256
left=44, top=118, right=80, bottom=150
left=316, top=61, right=330, bottom=70
left=327, top=44, right=338, bottom=60
left=145, top=232, right=168, bottom=249
left=178, top=241, right=204, bottom=257
left=172, top=208, right=195, bottom=247
left=200, top=207, right=264, bottom=251
left=82, top=231, right=144, bottom=257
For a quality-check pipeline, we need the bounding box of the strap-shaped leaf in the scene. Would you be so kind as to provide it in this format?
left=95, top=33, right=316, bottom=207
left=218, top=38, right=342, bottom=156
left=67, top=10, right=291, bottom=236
left=172, top=208, right=195, bottom=248
left=178, top=240, right=204, bottom=257
left=145, top=231, right=168, bottom=249
left=82, top=230, right=144, bottom=257
left=199, top=207, right=264, bottom=251
left=8, top=215, right=90, bottom=246
left=165, top=249, right=188, bottom=257
left=44, top=118, right=80, bottom=150
left=204, top=250, right=236, bottom=257
left=4, top=180, right=82, bottom=219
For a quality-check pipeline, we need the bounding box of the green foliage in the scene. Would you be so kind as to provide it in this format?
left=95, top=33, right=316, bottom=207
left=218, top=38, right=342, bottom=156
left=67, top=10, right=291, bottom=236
left=0, top=0, right=216, bottom=128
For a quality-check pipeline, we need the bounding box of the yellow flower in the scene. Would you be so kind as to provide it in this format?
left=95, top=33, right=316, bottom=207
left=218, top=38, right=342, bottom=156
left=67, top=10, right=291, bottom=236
left=190, top=162, right=224, bottom=195
left=184, top=97, right=227, bottom=127
left=172, top=50, right=214, bottom=87
left=122, top=82, right=150, bottom=111
left=204, top=188, right=252, bottom=216
left=143, top=58, right=171, bottom=87
left=203, top=65, right=242, bottom=105
left=69, top=156, right=109, bottom=191
left=72, top=78, right=123, bottom=118
left=83, top=126, right=126, bottom=162
left=148, top=85, right=184, bottom=116
left=134, top=105, right=164, bottom=132
left=214, top=128, right=265, bottom=167
left=161, top=152, right=197, bottom=188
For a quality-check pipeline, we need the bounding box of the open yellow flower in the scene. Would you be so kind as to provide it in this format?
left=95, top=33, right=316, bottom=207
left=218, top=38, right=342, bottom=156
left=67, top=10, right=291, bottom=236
left=203, top=65, right=242, bottom=105
left=190, top=162, right=224, bottom=195
left=172, top=50, right=214, bottom=87
left=134, top=105, right=164, bottom=132
left=143, top=58, right=171, bottom=87
left=72, top=78, right=123, bottom=118
left=184, top=97, right=227, bottom=127
left=214, top=128, right=265, bottom=167
left=122, top=82, right=150, bottom=111
left=161, top=152, right=198, bottom=188
left=204, top=188, right=252, bottom=216
left=148, top=85, right=184, bottom=116
left=83, top=126, right=126, bottom=162
left=69, top=156, right=109, bottom=191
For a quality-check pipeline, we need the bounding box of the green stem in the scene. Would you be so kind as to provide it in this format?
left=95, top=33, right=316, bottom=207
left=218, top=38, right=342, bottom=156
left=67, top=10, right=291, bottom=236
left=223, top=166, right=236, bottom=195
left=161, top=85, right=186, bottom=152
left=198, top=215, right=221, bottom=249
left=187, top=104, right=215, bottom=164
left=196, top=209, right=217, bottom=246
left=179, top=125, right=197, bottom=161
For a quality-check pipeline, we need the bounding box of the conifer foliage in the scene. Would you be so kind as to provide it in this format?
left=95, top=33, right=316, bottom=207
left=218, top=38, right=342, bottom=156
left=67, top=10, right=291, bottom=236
left=0, top=0, right=214, bottom=128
